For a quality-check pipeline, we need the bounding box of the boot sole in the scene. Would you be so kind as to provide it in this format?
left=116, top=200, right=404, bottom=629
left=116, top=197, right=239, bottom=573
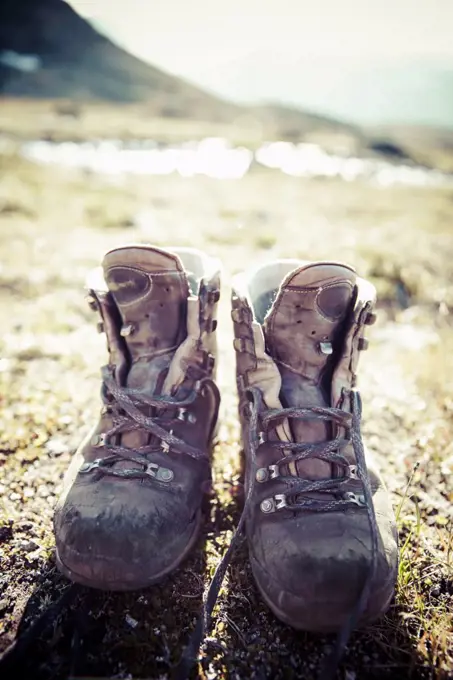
left=55, top=510, right=203, bottom=591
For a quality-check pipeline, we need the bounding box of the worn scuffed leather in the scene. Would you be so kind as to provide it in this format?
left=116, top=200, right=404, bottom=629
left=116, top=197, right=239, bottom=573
left=54, top=246, right=221, bottom=590
left=232, top=260, right=398, bottom=632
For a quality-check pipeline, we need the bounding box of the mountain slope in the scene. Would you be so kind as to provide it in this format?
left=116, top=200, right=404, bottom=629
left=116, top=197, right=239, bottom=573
left=0, top=0, right=238, bottom=120
left=0, top=0, right=363, bottom=139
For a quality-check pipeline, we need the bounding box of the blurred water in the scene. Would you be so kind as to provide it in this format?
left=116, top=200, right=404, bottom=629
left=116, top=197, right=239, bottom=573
left=20, top=137, right=453, bottom=187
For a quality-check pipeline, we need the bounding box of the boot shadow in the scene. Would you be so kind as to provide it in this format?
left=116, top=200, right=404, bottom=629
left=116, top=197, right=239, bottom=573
left=0, top=521, right=210, bottom=680
left=0, top=477, right=428, bottom=680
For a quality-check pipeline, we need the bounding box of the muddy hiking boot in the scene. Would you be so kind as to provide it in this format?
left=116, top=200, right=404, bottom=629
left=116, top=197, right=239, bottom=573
left=54, top=245, right=221, bottom=590
left=231, top=260, right=399, bottom=635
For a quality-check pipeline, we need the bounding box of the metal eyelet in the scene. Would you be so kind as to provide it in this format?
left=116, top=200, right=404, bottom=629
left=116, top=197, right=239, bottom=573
left=80, top=459, right=102, bottom=473
left=260, top=498, right=275, bottom=513
left=275, top=494, right=287, bottom=510
left=349, top=465, right=359, bottom=480
left=258, top=432, right=266, bottom=445
left=269, top=464, right=280, bottom=479
left=260, top=493, right=287, bottom=513
left=177, top=408, right=197, bottom=424
left=91, top=433, right=107, bottom=447
left=256, top=464, right=280, bottom=482
left=120, top=324, right=134, bottom=337
left=145, top=463, right=174, bottom=482
left=319, top=341, right=333, bottom=355
left=256, top=468, right=269, bottom=483
left=365, top=312, right=377, bottom=325
left=156, top=467, right=174, bottom=482
left=86, top=294, right=98, bottom=311
left=343, top=491, right=366, bottom=506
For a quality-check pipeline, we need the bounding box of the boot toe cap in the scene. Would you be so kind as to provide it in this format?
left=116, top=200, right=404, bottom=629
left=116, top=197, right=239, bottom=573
left=249, top=509, right=398, bottom=632
left=54, top=479, right=201, bottom=590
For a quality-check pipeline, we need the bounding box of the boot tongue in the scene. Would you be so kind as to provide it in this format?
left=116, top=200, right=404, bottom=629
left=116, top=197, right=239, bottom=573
left=263, top=262, right=356, bottom=479
left=103, top=245, right=189, bottom=392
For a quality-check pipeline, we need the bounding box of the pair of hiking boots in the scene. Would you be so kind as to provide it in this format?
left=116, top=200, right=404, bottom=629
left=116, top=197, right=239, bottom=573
left=54, top=244, right=398, bottom=638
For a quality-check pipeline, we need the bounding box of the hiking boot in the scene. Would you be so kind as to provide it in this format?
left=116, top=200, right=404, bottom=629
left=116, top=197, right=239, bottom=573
left=54, top=245, right=221, bottom=590
left=231, top=260, right=398, bottom=632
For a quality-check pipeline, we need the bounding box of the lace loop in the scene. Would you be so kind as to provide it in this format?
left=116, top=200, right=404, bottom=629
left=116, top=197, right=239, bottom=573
left=80, top=368, right=210, bottom=482
left=103, top=375, right=207, bottom=461
left=247, top=386, right=362, bottom=512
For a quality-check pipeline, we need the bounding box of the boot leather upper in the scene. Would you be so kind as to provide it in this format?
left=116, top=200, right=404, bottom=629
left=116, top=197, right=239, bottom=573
left=232, top=261, right=398, bottom=632
left=54, top=246, right=221, bottom=589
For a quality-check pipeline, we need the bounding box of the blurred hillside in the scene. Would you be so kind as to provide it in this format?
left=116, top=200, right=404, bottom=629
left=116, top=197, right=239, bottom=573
left=1, top=0, right=453, bottom=170
left=0, top=0, right=241, bottom=121
left=0, top=0, right=360, bottom=140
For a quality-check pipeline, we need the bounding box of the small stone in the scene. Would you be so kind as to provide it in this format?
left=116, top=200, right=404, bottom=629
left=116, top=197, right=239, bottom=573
left=0, top=522, right=13, bottom=542
left=22, top=540, right=40, bottom=552
left=37, top=485, right=50, bottom=498
left=16, top=521, right=33, bottom=530
left=46, top=438, right=68, bottom=456
left=125, top=613, right=138, bottom=629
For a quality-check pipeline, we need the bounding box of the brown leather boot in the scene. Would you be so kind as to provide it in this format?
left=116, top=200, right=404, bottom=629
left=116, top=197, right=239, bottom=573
left=54, top=245, right=221, bottom=590
left=231, top=260, right=398, bottom=632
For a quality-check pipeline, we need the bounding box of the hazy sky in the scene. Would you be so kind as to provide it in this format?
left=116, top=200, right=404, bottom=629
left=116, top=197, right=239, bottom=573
left=70, top=0, right=453, bottom=75
left=68, top=1, right=453, bottom=125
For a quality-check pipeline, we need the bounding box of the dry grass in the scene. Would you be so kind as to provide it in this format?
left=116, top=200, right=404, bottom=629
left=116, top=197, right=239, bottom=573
left=0, top=143, right=452, bottom=680
left=0, top=98, right=310, bottom=148
left=2, top=99, right=453, bottom=171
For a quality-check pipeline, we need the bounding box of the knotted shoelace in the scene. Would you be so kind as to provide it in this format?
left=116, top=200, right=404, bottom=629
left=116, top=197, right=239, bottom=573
left=176, top=386, right=379, bottom=680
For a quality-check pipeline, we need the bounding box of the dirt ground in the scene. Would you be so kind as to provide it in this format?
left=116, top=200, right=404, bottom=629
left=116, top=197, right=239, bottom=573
left=0, top=137, right=452, bottom=680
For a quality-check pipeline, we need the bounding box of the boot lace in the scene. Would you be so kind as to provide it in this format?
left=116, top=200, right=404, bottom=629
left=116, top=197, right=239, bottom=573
left=176, top=386, right=379, bottom=680
left=79, top=366, right=210, bottom=481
